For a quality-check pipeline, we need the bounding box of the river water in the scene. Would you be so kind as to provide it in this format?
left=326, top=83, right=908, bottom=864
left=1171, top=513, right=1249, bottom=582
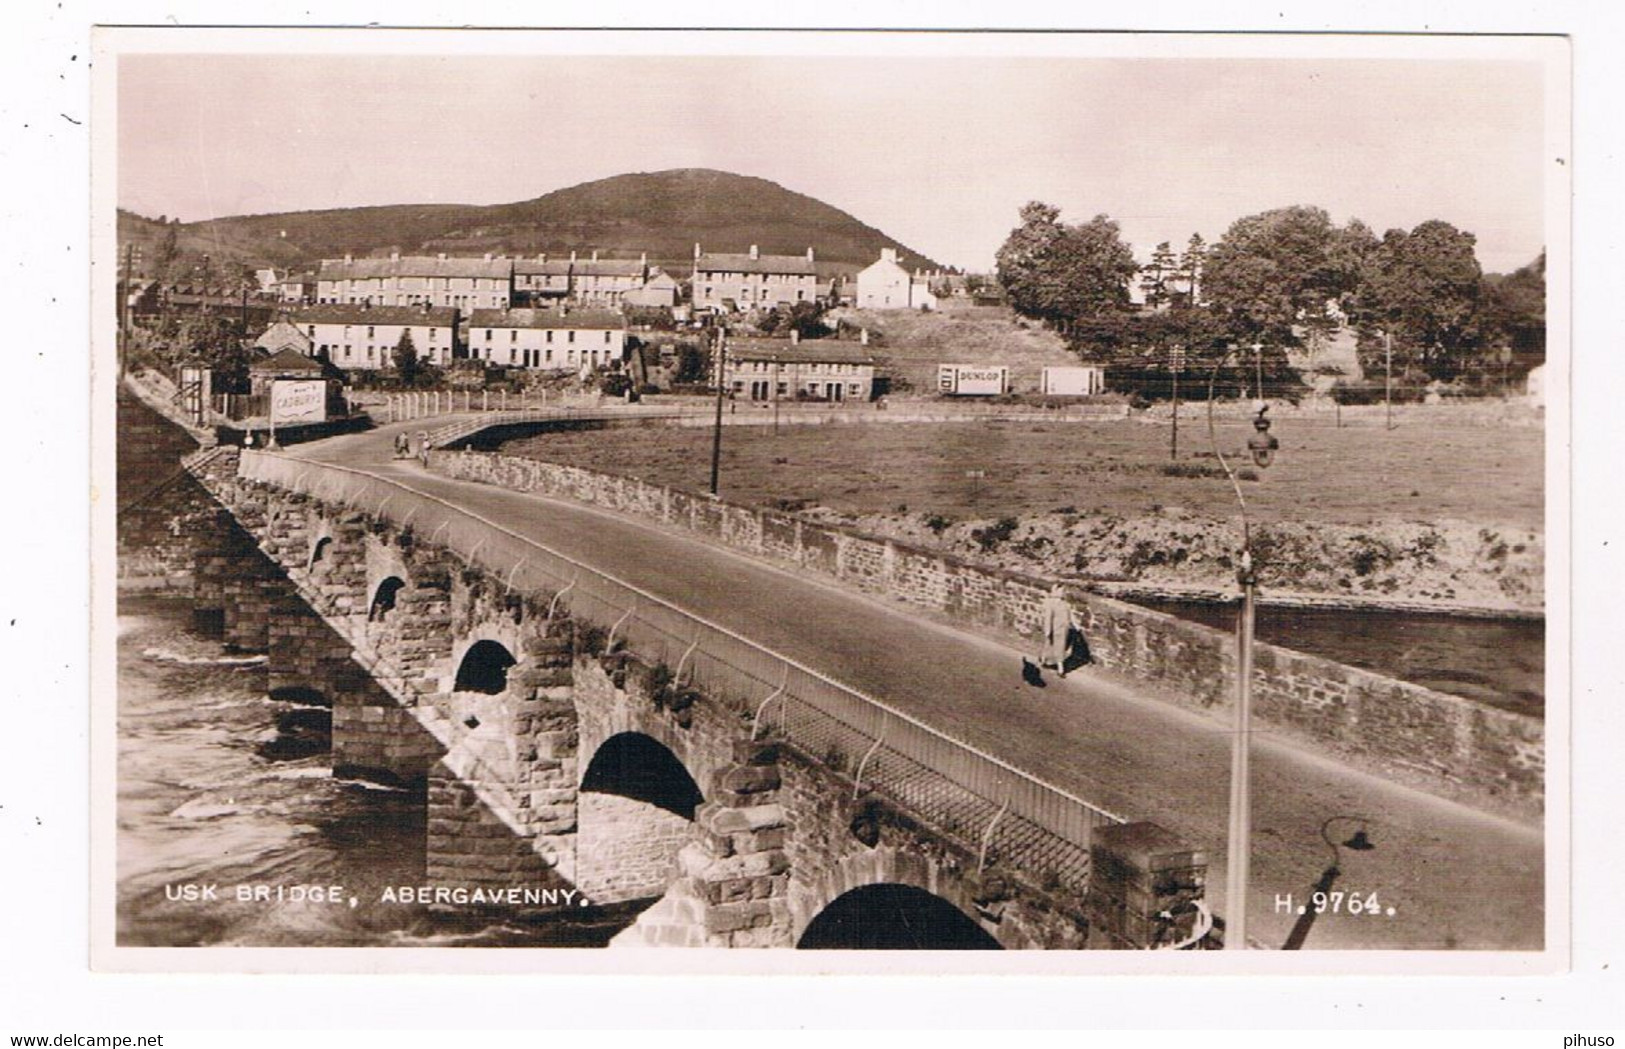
left=116, top=594, right=646, bottom=947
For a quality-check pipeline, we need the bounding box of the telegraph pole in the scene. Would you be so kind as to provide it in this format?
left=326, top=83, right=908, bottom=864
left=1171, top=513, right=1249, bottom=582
left=1384, top=330, right=1394, bottom=431
left=709, top=324, right=726, bottom=496
left=1170, top=344, right=1184, bottom=461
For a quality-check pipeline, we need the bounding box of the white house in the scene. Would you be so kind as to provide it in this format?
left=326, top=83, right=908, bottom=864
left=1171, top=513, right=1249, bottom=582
left=287, top=304, right=459, bottom=370
left=856, top=248, right=936, bottom=310
left=465, top=308, right=628, bottom=371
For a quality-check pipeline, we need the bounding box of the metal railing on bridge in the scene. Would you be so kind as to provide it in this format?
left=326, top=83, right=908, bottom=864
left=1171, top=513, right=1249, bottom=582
left=238, top=449, right=1124, bottom=892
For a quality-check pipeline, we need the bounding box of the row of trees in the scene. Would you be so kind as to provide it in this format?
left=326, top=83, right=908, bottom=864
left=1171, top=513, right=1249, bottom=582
left=994, top=202, right=1545, bottom=397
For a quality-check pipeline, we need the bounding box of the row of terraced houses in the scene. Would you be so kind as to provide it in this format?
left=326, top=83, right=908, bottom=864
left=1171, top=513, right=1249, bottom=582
left=256, top=243, right=835, bottom=374
left=278, top=243, right=823, bottom=314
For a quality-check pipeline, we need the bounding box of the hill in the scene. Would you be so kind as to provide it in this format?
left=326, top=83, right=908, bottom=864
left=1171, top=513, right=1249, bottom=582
left=119, top=169, right=945, bottom=281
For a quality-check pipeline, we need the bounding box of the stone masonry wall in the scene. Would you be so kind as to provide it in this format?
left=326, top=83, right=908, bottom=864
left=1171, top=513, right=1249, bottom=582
left=430, top=449, right=1543, bottom=822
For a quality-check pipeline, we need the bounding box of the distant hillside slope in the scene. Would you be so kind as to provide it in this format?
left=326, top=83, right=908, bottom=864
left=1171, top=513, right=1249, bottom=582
left=829, top=305, right=1081, bottom=394
left=119, top=169, right=944, bottom=280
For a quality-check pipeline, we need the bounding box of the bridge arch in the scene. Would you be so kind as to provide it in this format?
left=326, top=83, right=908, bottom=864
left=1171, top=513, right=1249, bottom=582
left=575, top=731, right=704, bottom=903
left=308, top=534, right=333, bottom=569
left=453, top=638, right=518, bottom=695
left=797, top=882, right=1000, bottom=950
left=790, top=846, right=994, bottom=948
left=368, top=575, right=407, bottom=622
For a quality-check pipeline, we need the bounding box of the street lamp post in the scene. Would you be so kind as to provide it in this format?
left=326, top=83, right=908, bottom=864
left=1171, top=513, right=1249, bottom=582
left=1206, top=351, right=1279, bottom=950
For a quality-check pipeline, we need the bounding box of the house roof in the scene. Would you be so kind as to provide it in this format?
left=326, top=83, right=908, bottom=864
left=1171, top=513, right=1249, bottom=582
left=467, top=308, right=628, bottom=331
left=695, top=252, right=817, bottom=277
left=254, top=320, right=314, bottom=353
left=285, top=304, right=458, bottom=326
left=572, top=259, right=645, bottom=277
left=317, top=255, right=513, bottom=281
left=251, top=346, right=327, bottom=374
left=723, top=337, right=876, bottom=365
left=513, top=259, right=574, bottom=276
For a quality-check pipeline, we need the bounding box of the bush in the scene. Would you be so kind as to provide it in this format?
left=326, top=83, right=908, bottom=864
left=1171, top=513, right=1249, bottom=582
left=971, top=516, right=1020, bottom=552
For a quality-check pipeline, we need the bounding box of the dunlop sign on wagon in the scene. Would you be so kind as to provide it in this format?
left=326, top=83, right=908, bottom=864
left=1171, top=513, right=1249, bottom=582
left=938, top=364, right=1010, bottom=396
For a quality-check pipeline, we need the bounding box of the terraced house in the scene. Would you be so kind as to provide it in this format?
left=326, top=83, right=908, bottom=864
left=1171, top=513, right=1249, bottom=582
left=691, top=243, right=818, bottom=312
left=720, top=335, right=877, bottom=403
left=315, top=252, right=513, bottom=311
left=287, top=303, right=458, bottom=370
left=465, top=307, right=627, bottom=372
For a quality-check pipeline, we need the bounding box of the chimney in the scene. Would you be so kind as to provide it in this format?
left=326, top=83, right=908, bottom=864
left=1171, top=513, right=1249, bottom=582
left=790, top=329, right=800, bottom=345
left=694, top=242, right=702, bottom=260
left=591, top=249, right=599, bottom=262
left=390, top=250, right=400, bottom=262
left=438, top=252, right=447, bottom=260
left=539, top=253, right=547, bottom=262
left=807, top=247, right=815, bottom=262
left=749, top=245, right=759, bottom=260
left=344, top=253, right=353, bottom=264
left=881, top=248, right=897, bottom=264
left=860, top=327, right=869, bottom=346
left=483, top=252, right=493, bottom=261
left=639, top=252, right=647, bottom=269
left=570, top=250, right=577, bottom=264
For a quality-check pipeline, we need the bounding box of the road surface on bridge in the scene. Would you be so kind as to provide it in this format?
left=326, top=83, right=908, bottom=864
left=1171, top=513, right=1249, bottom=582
left=284, top=416, right=1545, bottom=952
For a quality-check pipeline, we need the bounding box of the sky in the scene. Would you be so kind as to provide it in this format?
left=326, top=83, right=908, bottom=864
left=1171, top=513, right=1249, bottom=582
left=117, top=47, right=1553, bottom=273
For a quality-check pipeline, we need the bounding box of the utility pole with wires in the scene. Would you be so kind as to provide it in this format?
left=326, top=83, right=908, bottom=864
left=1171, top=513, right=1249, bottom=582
left=1384, top=330, right=1395, bottom=431
left=1169, top=344, right=1185, bottom=461
left=709, top=323, right=727, bottom=497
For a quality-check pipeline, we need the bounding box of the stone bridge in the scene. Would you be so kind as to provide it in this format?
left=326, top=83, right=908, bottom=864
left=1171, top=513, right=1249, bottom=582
left=182, top=445, right=1210, bottom=951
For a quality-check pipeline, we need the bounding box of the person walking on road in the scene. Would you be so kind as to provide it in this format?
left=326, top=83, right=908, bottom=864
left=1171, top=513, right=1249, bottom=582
left=1037, top=583, right=1077, bottom=679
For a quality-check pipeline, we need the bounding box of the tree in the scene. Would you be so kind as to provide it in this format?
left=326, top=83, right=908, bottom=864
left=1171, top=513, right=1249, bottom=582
left=154, top=224, right=180, bottom=280
left=759, top=300, right=830, bottom=339
left=1202, top=205, right=1346, bottom=344
left=1177, top=233, right=1207, bottom=307
left=393, top=328, right=421, bottom=387
left=995, top=202, right=1139, bottom=326
left=159, top=312, right=250, bottom=392
left=1350, top=220, right=1486, bottom=382
left=1139, top=241, right=1178, bottom=310
left=1482, top=251, right=1546, bottom=373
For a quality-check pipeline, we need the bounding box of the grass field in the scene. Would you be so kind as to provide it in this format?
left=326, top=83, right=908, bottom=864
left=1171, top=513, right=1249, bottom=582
left=503, top=413, right=1544, bottom=532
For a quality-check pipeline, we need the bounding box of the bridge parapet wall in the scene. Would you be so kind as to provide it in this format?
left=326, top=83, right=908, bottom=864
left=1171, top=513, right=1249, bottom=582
left=429, top=449, right=1543, bottom=822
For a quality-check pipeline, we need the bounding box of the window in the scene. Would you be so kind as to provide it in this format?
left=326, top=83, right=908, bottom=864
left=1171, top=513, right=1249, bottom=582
left=343, top=345, right=352, bottom=359
left=545, top=347, right=553, bottom=364
left=603, top=331, right=611, bottom=344
left=510, top=330, right=517, bottom=342
left=307, top=325, right=315, bottom=337
left=485, top=329, right=492, bottom=341
left=429, top=328, right=437, bottom=339
left=567, top=331, right=575, bottom=343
